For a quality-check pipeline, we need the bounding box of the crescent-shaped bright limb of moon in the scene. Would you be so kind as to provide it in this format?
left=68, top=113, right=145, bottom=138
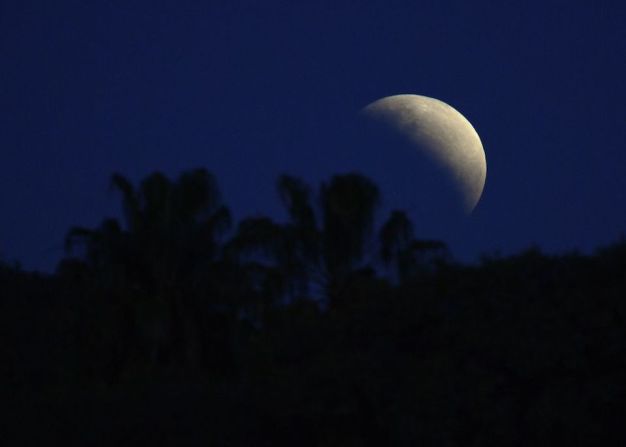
left=362, top=94, right=486, bottom=213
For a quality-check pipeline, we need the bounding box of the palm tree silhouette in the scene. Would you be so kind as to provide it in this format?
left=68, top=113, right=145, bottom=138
left=379, top=210, right=415, bottom=282
left=378, top=210, right=450, bottom=282
left=318, top=173, right=380, bottom=303
left=64, top=168, right=231, bottom=372
left=272, top=173, right=449, bottom=299
left=227, top=172, right=381, bottom=305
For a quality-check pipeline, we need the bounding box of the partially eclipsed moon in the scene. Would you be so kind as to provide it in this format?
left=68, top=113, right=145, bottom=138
left=362, top=94, right=486, bottom=213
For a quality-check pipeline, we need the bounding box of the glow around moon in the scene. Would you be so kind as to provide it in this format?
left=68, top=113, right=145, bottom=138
left=362, top=94, right=486, bottom=213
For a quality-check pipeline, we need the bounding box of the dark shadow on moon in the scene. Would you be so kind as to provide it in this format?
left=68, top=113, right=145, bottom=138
left=339, top=112, right=472, bottom=243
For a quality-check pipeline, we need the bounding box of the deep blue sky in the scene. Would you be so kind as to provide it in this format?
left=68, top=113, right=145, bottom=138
left=1, top=0, right=625, bottom=272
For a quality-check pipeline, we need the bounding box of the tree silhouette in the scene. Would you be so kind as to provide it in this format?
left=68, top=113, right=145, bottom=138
left=228, top=172, right=451, bottom=308
left=64, top=168, right=232, bottom=374
left=227, top=172, right=382, bottom=306
left=379, top=210, right=415, bottom=282
left=5, top=167, right=625, bottom=445
left=319, top=173, right=380, bottom=300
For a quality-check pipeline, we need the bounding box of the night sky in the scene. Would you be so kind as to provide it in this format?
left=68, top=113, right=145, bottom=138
left=1, top=0, right=625, bottom=272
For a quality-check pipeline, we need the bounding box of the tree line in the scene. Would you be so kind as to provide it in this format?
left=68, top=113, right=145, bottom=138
left=3, top=168, right=625, bottom=446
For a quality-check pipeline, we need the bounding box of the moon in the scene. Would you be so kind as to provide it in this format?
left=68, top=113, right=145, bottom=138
left=362, top=94, right=486, bottom=213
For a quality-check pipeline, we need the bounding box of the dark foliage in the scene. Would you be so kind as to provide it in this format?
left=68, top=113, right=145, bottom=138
left=2, top=171, right=625, bottom=446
